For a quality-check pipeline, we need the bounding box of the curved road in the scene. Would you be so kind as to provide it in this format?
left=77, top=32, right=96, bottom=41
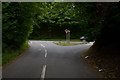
left=2, top=40, right=103, bottom=79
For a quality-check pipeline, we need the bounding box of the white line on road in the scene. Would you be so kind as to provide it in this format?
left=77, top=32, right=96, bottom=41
left=45, top=49, right=47, bottom=58
left=41, top=65, right=47, bottom=80
left=41, top=44, right=45, bottom=48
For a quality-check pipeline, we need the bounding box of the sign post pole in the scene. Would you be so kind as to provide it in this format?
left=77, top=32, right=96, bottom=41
left=65, top=29, right=70, bottom=44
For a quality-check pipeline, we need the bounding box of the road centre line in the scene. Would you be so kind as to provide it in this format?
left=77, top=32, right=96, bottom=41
left=41, top=65, right=47, bottom=80
left=40, top=44, right=45, bottom=48
left=45, top=49, right=47, bottom=58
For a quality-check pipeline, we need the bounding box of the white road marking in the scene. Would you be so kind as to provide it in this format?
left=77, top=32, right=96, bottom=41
left=45, top=49, right=47, bottom=58
left=41, top=44, right=45, bottom=48
left=41, top=65, right=47, bottom=80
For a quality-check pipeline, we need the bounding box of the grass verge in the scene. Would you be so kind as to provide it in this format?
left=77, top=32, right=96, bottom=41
left=2, top=41, right=29, bottom=66
left=54, top=42, right=75, bottom=46
left=54, top=41, right=84, bottom=46
left=40, top=39, right=81, bottom=42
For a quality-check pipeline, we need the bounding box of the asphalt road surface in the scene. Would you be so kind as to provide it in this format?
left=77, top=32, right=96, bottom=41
left=2, top=40, right=103, bottom=79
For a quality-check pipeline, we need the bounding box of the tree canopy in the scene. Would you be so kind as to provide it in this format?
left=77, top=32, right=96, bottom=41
left=3, top=2, right=119, bottom=52
left=29, top=2, right=102, bottom=40
left=2, top=2, right=36, bottom=52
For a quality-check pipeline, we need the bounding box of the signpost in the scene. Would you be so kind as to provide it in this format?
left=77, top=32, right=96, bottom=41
left=65, top=29, right=70, bottom=44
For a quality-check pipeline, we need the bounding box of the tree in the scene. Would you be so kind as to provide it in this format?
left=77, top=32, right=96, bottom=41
left=29, top=2, right=82, bottom=39
left=2, top=2, right=36, bottom=52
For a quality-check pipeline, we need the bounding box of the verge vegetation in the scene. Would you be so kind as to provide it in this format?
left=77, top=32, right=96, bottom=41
left=2, top=41, right=29, bottom=66
left=54, top=41, right=84, bottom=46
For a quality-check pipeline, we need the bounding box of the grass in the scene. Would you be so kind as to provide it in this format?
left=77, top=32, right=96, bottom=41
left=40, top=39, right=81, bottom=41
left=2, top=41, right=29, bottom=66
left=54, top=41, right=74, bottom=46
left=54, top=41, right=83, bottom=46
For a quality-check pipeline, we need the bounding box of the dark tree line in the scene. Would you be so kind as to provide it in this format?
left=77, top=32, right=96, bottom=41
left=95, top=3, right=120, bottom=47
left=2, top=2, right=36, bottom=52
left=2, top=2, right=120, bottom=53
left=29, top=3, right=103, bottom=41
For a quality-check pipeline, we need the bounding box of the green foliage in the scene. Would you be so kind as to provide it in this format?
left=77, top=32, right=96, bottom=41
left=54, top=41, right=80, bottom=46
left=3, top=2, right=119, bottom=51
left=29, top=3, right=105, bottom=41
left=29, top=2, right=82, bottom=40
left=2, top=2, right=36, bottom=52
left=2, top=41, right=29, bottom=65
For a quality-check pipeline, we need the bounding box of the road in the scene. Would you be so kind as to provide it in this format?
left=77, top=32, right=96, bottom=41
left=2, top=40, right=103, bottom=79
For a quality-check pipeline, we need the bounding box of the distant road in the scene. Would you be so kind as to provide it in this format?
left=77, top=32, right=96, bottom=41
left=2, top=40, right=103, bottom=79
